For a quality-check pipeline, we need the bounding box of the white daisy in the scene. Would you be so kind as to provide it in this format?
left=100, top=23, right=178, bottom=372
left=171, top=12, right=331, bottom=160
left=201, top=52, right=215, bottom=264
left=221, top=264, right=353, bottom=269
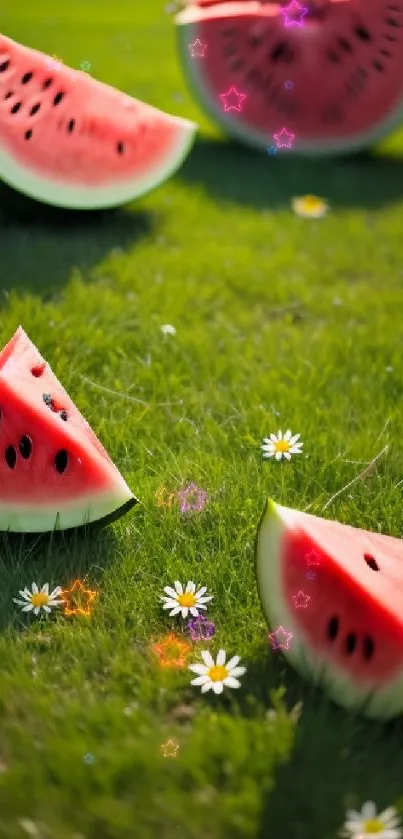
left=160, top=324, right=176, bottom=336
left=292, top=194, right=329, bottom=218
left=189, top=649, right=246, bottom=695
left=261, top=429, right=303, bottom=461
left=341, top=801, right=402, bottom=839
left=13, top=582, right=65, bottom=616
left=160, top=580, right=213, bottom=618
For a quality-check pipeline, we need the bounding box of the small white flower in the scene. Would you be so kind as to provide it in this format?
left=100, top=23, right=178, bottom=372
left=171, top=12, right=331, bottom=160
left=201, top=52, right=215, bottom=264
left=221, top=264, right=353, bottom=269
left=292, top=195, right=329, bottom=218
left=189, top=649, right=246, bottom=695
left=341, top=801, right=402, bottom=839
left=261, top=429, right=303, bottom=461
left=160, top=324, right=176, bottom=336
left=13, top=582, right=64, bottom=616
left=160, top=580, right=213, bottom=618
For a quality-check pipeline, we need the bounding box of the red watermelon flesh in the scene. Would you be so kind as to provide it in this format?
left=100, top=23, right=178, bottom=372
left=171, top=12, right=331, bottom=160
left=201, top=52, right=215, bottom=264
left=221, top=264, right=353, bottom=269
left=255, top=499, right=403, bottom=720
left=0, top=327, right=137, bottom=532
left=175, top=0, right=403, bottom=155
left=0, top=34, right=197, bottom=209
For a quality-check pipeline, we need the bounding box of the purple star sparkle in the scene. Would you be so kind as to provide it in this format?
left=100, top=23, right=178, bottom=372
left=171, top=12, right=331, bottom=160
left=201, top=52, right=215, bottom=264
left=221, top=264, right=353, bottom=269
left=178, top=483, right=208, bottom=513
left=187, top=615, right=216, bottom=641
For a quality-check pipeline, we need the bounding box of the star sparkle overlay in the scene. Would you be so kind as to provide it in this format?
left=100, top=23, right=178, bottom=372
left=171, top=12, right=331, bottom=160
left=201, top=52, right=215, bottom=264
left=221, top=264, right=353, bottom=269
left=161, top=739, right=179, bottom=758
left=178, top=483, right=208, bottom=513
left=268, top=626, right=293, bottom=651
left=282, top=0, right=308, bottom=26
left=273, top=127, right=295, bottom=149
left=292, top=591, right=311, bottom=609
left=284, top=80, right=294, bottom=90
left=187, top=615, right=216, bottom=641
left=219, top=86, right=247, bottom=112
left=61, top=580, right=97, bottom=617
left=267, top=145, right=278, bottom=156
left=155, top=486, right=176, bottom=507
left=305, top=550, right=321, bottom=567
left=153, top=633, right=191, bottom=668
left=306, top=571, right=317, bottom=580
left=188, top=38, right=208, bottom=57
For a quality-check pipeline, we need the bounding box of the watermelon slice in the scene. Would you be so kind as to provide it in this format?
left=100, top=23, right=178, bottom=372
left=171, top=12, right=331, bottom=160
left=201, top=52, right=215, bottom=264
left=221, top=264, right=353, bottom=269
left=255, top=499, right=403, bottom=720
left=0, top=34, right=197, bottom=209
left=0, top=326, right=137, bottom=532
left=175, top=0, right=403, bottom=156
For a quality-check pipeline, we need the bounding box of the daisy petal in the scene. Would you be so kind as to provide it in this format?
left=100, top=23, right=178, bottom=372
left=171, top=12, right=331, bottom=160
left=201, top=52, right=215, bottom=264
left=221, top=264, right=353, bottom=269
left=22, top=604, right=33, bottom=612
left=201, top=681, right=212, bottom=693
left=362, top=802, right=376, bottom=820
left=195, top=586, right=207, bottom=597
left=284, top=430, right=292, bottom=441
left=216, top=649, right=226, bottom=666
left=32, top=583, right=38, bottom=594
left=189, top=664, right=208, bottom=675
left=43, top=606, right=52, bottom=614
left=289, top=433, right=300, bottom=444
left=226, top=655, right=240, bottom=670
left=270, top=434, right=278, bottom=443
left=174, top=581, right=183, bottom=595
left=186, top=581, right=196, bottom=593
left=283, top=452, right=291, bottom=461
left=228, top=666, right=246, bottom=678
left=212, top=681, right=224, bottom=694
left=42, top=583, right=49, bottom=594
left=189, top=607, right=199, bottom=617
left=223, top=676, right=241, bottom=689
left=163, top=586, right=178, bottom=598
left=181, top=608, right=189, bottom=618
left=201, top=650, right=215, bottom=668
left=275, top=451, right=282, bottom=461
left=169, top=607, right=181, bottom=616
left=190, top=675, right=210, bottom=686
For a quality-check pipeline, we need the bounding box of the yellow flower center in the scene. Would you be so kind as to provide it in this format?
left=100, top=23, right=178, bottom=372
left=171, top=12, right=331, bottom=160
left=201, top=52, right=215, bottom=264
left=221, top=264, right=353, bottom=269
left=303, top=195, right=322, bottom=210
left=178, top=593, right=197, bottom=607
left=363, top=819, right=384, bottom=834
left=208, top=665, right=228, bottom=682
left=31, top=593, right=49, bottom=608
left=275, top=439, right=290, bottom=452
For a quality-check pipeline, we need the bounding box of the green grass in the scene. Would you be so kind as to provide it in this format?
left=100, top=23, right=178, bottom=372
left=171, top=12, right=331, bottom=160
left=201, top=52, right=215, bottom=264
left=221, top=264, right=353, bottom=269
left=1, top=2, right=403, bottom=838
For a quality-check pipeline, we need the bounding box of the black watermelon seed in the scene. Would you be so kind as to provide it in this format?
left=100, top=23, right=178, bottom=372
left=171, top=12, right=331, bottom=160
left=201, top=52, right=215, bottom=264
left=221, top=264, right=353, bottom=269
left=59, top=410, right=68, bottom=421
left=19, top=435, right=33, bottom=459
left=5, top=445, right=16, bottom=469
left=54, top=449, right=68, bottom=473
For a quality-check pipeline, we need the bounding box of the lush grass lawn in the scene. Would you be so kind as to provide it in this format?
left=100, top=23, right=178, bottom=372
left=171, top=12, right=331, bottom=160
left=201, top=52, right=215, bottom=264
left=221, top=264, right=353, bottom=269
left=1, top=2, right=403, bottom=838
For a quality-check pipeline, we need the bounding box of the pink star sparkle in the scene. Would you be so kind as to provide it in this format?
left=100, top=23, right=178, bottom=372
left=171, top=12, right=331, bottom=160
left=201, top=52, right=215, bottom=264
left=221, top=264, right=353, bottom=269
left=305, top=549, right=320, bottom=567
left=268, top=626, right=293, bottom=651
left=189, top=39, right=208, bottom=57
left=273, top=127, right=295, bottom=149
left=292, top=591, right=311, bottom=609
left=282, top=0, right=308, bottom=26
left=178, top=483, right=208, bottom=513
left=219, top=86, right=247, bottom=112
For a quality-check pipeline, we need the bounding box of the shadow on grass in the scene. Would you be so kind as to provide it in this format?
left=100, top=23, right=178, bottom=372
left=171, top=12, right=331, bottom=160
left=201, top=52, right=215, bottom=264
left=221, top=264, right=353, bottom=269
left=178, top=136, right=403, bottom=211
left=234, top=650, right=403, bottom=839
left=0, top=181, right=155, bottom=300
left=0, top=520, right=125, bottom=633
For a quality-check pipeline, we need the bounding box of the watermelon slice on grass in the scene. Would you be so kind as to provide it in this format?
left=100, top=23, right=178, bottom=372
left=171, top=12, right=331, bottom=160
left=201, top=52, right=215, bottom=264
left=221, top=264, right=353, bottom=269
left=0, top=326, right=137, bottom=533
left=256, top=499, right=403, bottom=720
left=175, top=0, right=403, bottom=156
left=0, top=34, right=197, bottom=209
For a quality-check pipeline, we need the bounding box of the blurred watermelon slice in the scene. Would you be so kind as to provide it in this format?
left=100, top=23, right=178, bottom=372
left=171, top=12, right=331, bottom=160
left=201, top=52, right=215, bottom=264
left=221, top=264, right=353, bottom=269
left=175, top=0, right=403, bottom=155
left=0, top=34, right=197, bottom=209
left=0, top=327, right=137, bottom=532
left=256, top=499, right=403, bottom=720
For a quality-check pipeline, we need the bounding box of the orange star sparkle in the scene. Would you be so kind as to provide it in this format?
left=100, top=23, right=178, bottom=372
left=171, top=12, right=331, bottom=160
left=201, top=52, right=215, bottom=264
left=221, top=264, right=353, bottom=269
left=61, top=579, right=97, bottom=617
left=153, top=633, right=190, bottom=668
left=161, top=739, right=179, bottom=758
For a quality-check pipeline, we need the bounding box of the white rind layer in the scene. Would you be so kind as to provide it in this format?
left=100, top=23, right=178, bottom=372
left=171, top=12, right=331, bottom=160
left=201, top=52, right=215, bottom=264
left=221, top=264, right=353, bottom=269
left=0, top=476, right=135, bottom=532
left=255, top=498, right=403, bottom=720
left=0, top=115, right=197, bottom=209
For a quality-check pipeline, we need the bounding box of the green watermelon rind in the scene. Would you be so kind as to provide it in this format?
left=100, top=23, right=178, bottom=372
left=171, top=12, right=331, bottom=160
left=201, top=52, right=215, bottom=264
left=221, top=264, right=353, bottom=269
left=175, top=12, right=403, bottom=157
left=0, top=114, right=197, bottom=210
left=255, top=498, right=403, bottom=720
